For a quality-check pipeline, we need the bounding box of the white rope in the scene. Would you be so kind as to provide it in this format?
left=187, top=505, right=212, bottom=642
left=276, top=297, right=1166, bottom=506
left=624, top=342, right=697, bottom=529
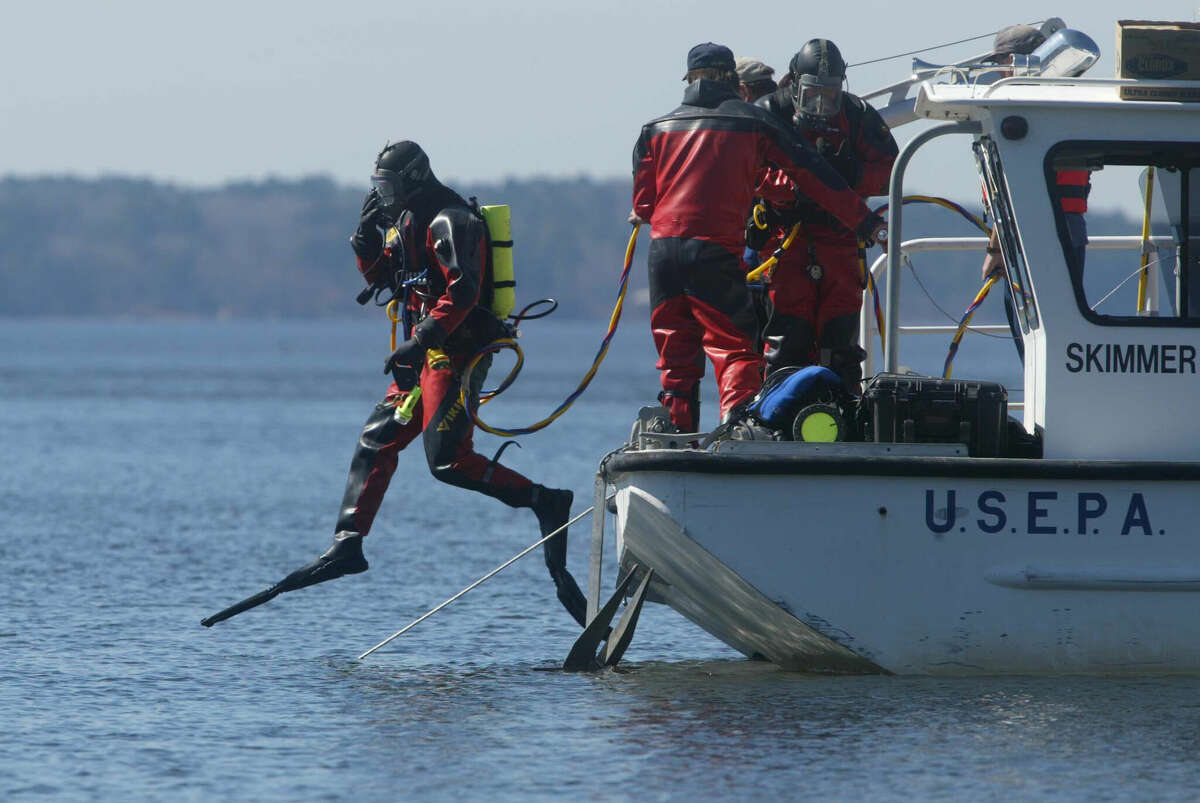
left=358, top=504, right=598, bottom=660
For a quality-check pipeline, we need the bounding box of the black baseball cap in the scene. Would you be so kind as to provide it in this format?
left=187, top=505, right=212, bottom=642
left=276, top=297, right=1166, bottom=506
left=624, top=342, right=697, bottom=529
left=684, top=42, right=735, bottom=79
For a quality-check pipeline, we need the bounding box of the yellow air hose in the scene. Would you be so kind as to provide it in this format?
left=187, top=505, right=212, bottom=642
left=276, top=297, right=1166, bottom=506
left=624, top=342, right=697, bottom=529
left=457, top=224, right=642, bottom=437
left=745, top=222, right=802, bottom=282
left=386, top=299, right=402, bottom=351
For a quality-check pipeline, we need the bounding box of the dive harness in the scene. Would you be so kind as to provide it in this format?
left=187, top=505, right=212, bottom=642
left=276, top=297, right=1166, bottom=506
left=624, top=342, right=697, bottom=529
left=748, top=194, right=1012, bottom=378
left=364, top=208, right=641, bottom=439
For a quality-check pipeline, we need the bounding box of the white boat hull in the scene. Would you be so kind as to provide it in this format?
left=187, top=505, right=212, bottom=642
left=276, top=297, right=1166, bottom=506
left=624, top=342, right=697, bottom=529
left=611, top=449, right=1200, bottom=675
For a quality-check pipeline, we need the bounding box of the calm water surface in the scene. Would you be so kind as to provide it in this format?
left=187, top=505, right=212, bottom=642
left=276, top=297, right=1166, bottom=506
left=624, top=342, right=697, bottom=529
left=2, top=319, right=1198, bottom=800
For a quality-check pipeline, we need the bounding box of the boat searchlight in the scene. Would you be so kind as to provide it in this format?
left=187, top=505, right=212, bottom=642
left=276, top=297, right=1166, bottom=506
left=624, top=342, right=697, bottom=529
left=912, top=28, right=1100, bottom=82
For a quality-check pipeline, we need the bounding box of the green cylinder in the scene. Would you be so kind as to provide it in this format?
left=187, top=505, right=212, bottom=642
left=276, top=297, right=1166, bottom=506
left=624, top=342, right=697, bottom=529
left=480, top=204, right=515, bottom=319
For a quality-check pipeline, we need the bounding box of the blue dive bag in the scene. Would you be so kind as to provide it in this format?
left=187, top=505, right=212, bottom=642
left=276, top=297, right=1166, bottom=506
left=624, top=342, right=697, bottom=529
left=747, top=365, right=843, bottom=429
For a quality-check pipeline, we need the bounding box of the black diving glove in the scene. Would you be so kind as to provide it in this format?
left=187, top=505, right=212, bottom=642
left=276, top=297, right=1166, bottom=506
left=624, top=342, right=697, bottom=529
left=351, top=190, right=385, bottom=260
left=384, top=337, right=427, bottom=376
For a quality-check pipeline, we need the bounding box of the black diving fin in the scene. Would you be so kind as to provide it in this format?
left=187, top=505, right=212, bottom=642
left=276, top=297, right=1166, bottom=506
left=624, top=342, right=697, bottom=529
left=200, top=535, right=368, bottom=627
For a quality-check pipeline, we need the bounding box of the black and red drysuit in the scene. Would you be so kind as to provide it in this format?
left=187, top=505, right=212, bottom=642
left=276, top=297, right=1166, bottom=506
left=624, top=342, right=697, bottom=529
left=345, top=188, right=587, bottom=625
left=754, top=88, right=898, bottom=382
left=632, top=78, right=882, bottom=431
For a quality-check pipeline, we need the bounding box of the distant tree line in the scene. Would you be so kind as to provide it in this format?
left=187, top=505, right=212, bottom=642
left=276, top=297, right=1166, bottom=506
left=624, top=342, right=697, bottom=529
left=0, top=175, right=1138, bottom=320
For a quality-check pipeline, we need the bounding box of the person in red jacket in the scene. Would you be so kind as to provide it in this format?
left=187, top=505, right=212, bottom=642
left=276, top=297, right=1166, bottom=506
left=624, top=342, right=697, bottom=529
left=633, top=42, right=886, bottom=432
left=754, top=39, right=898, bottom=389
left=285, top=141, right=588, bottom=626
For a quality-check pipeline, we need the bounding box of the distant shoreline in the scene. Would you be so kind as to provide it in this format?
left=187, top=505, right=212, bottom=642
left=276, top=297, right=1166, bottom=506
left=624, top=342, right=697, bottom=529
left=0, top=175, right=1136, bottom=319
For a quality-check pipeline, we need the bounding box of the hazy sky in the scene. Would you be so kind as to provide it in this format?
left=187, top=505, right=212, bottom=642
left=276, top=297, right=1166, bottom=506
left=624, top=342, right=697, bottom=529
left=3, top=0, right=1196, bottom=212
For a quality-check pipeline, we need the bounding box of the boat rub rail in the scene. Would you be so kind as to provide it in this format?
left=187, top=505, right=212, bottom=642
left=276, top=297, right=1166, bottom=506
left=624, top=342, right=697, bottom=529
left=606, top=451, right=1200, bottom=480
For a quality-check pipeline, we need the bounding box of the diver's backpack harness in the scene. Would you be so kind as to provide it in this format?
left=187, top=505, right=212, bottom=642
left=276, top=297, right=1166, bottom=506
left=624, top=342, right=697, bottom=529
left=383, top=200, right=522, bottom=422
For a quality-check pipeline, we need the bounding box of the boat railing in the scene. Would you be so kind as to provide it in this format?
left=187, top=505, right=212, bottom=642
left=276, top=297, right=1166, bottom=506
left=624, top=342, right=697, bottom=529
left=981, top=75, right=1200, bottom=98
left=860, top=234, right=1176, bottom=397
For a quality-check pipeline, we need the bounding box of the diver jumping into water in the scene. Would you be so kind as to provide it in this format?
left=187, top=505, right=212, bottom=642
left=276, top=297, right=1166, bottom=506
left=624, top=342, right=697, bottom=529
left=202, top=141, right=587, bottom=628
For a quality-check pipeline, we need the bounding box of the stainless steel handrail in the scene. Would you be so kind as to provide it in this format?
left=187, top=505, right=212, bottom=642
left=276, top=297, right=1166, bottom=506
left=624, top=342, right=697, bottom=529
left=861, top=234, right=1177, bottom=377
left=884, top=122, right=981, bottom=372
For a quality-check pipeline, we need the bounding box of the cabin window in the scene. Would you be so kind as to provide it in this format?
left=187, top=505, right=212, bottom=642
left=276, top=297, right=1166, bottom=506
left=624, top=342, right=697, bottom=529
left=1046, top=141, right=1200, bottom=326
left=975, top=137, right=1039, bottom=332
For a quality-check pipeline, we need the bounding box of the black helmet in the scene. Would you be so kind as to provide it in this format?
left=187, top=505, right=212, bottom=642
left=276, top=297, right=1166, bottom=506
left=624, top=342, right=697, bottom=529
left=789, top=39, right=846, bottom=122
left=371, top=140, right=432, bottom=212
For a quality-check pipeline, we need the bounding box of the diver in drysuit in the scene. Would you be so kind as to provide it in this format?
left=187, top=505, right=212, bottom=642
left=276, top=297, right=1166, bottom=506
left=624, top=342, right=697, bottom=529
left=203, top=141, right=587, bottom=628
left=753, top=39, right=898, bottom=390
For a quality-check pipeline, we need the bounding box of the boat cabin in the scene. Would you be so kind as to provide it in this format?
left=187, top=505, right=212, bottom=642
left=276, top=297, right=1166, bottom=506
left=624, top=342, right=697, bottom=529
left=883, top=72, right=1200, bottom=460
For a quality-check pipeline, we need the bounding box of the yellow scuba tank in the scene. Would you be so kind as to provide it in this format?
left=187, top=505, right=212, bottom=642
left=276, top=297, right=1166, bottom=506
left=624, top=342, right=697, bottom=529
left=479, top=204, right=515, bottom=319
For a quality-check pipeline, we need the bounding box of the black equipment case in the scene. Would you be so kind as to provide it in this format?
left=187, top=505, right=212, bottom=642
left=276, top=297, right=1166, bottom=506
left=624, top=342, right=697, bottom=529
left=861, top=375, right=1008, bottom=457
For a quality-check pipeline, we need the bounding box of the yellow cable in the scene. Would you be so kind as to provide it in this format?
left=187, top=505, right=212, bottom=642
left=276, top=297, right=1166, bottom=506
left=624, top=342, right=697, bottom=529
left=970, top=274, right=1000, bottom=310
left=912, top=195, right=988, bottom=233
left=1136, top=167, right=1155, bottom=313
left=943, top=274, right=1000, bottom=379
left=858, top=242, right=886, bottom=352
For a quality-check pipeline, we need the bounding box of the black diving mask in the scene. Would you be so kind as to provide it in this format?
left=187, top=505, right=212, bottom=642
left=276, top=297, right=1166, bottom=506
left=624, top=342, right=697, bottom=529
left=793, top=74, right=843, bottom=120
left=371, top=150, right=432, bottom=213
left=371, top=170, right=408, bottom=211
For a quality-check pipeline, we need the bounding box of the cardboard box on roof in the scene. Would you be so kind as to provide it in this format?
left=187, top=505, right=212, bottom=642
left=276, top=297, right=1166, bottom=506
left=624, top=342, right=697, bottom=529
left=1117, top=20, right=1200, bottom=101
left=1118, top=20, right=1200, bottom=79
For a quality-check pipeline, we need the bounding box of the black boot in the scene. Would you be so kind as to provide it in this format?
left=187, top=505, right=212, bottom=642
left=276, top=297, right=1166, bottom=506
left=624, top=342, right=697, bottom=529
left=819, top=313, right=867, bottom=395
left=763, top=313, right=816, bottom=372
left=278, top=533, right=369, bottom=592
left=532, top=487, right=588, bottom=627
left=657, top=388, right=700, bottom=433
